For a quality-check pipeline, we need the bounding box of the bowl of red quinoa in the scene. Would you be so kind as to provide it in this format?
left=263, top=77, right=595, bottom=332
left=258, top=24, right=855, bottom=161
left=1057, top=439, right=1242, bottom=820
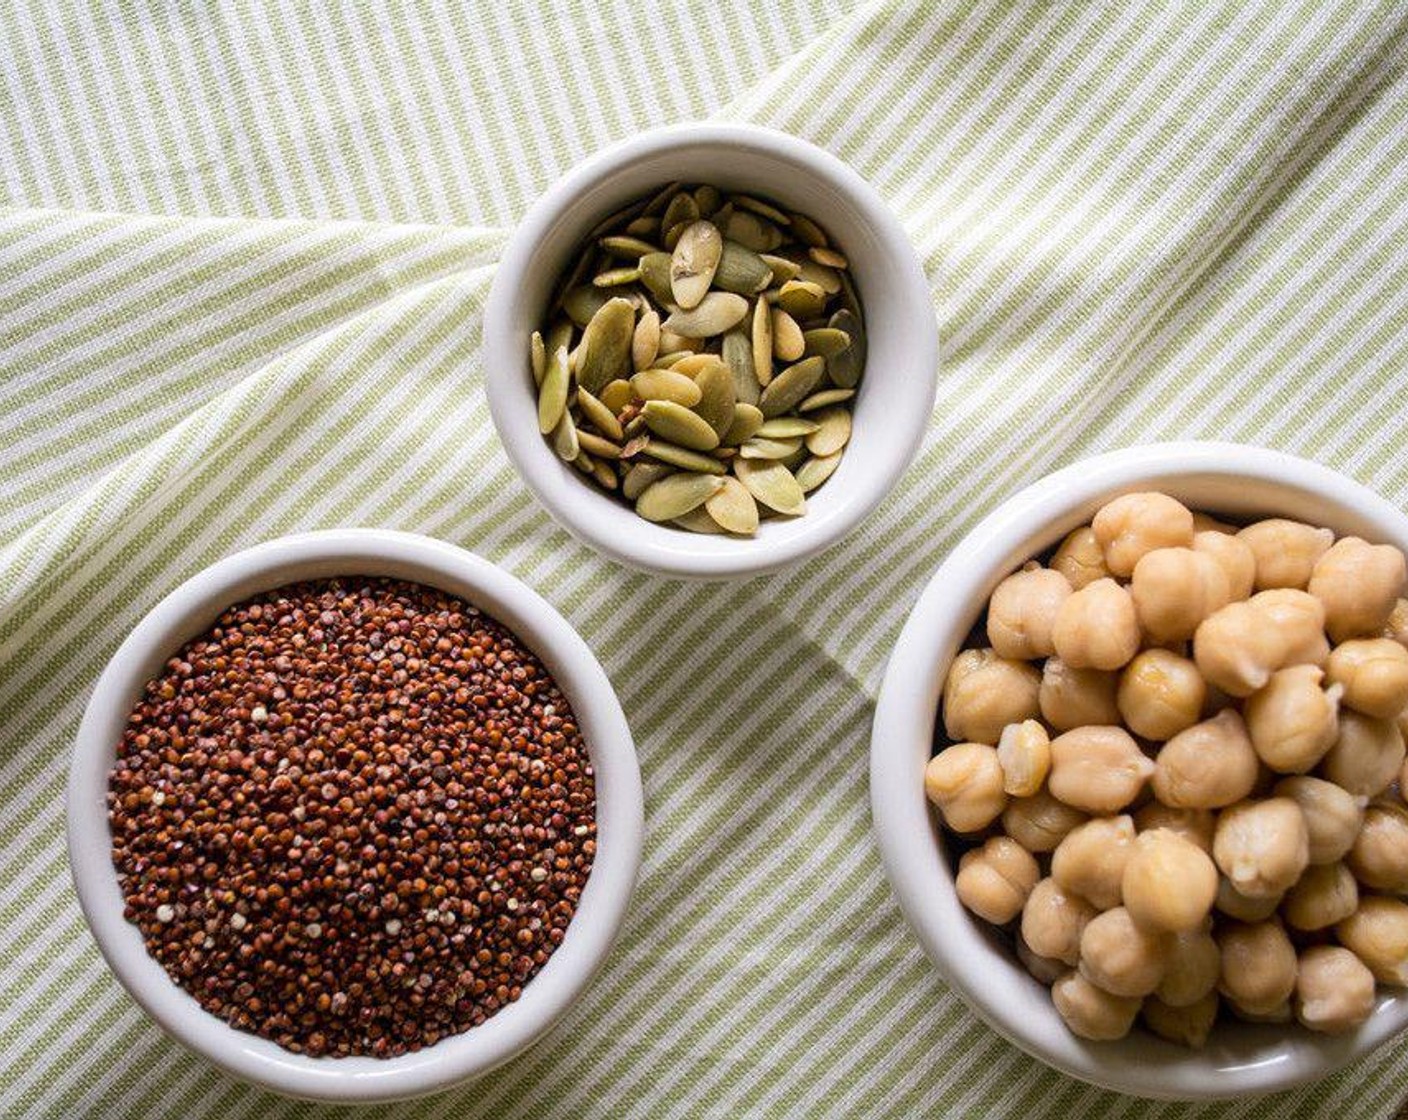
left=67, top=529, right=643, bottom=1103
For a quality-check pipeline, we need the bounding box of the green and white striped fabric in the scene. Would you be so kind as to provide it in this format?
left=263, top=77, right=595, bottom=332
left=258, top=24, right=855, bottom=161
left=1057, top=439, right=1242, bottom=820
left=3, top=2, right=1407, bottom=1116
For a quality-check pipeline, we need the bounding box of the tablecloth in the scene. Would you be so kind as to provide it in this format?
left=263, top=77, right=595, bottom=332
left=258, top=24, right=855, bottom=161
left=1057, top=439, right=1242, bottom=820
left=3, top=2, right=1408, bottom=1116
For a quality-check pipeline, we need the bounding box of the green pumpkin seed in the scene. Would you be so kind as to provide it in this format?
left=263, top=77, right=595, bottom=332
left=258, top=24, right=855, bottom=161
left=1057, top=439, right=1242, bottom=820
left=670, top=507, right=726, bottom=534
left=600, top=234, right=659, bottom=259
left=546, top=318, right=574, bottom=362
left=662, top=292, right=748, bottom=337
left=571, top=448, right=596, bottom=474
left=625, top=216, right=660, bottom=238
left=722, top=329, right=759, bottom=406
left=751, top=297, right=773, bottom=387
left=642, top=439, right=726, bottom=474
left=776, top=279, right=826, bottom=320
left=635, top=472, right=724, bottom=521
left=796, top=258, right=842, bottom=295
left=530, top=330, right=547, bottom=387
left=759, top=356, right=826, bottom=417
left=563, top=284, right=612, bottom=327
left=576, top=297, right=636, bottom=394
left=756, top=417, right=820, bottom=438
left=692, top=359, right=736, bottom=438
left=713, top=240, right=773, bottom=294
left=788, top=213, right=829, bottom=248
left=670, top=221, right=722, bottom=310
left=802, top=328, right=850, bottom=358
left=705, top=476, right=759, bottom=535
left=642, top=399, right=720, bottom=450
left=669, top=353, right=719, bottom=378
left=600, top=379, right=634, bottom=413
left=798, top=387, right=855, bottom=411
left=576, top=387, right=624, bottom=440
left=550, top=408, right=578, bottom=460
left=661, top=192, right=700, bottom=236
left=537, top=345, right=570, bottom=434
left=734, top=458, right=806, bottom=515
left=589, top=457, right=618, bottom=490
left=578, top=430, right=623, bottom=459
left=740, top=436, right=803, bottom=460
left=723, top=208, right=784, bottom=252
left=693, top=184, right=722, bottom=217
left=805, top=407, right=852, bottom=456
left=593, top=265, right=641, bottom=288
left=657, top=329, right=702, bottom=353
left=622, top=461, right=673, bottom=499
left=655, top=350, right=694, bottom=367
left=759, top=253, right=802, bottom=284
left=631, top=368, right=702, bottom=406
left=779, top=445, right=807, bottom=471
left=722, top=403, right=765, bottom=445
left=731, top=194, right=791, bottom=226
left=638, top=252, right=675, bottom=305
left=589, top=200, right=646, bottom=239
left=795, top=450, right=844, bottom=492
left=771, top=307, right=805, bottom=361
left=632, top=308, right=660, bottom=372
left=826, top=308, right=864, bottom=388
left=809, top=245, right=848, bottom=270
left=642, top=181, right=680, bottom=217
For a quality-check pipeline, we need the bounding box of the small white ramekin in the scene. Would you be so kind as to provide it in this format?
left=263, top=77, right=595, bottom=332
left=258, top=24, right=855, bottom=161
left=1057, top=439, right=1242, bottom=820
left=67, top=529, right=643, bottom=1103
left=870, top=442, right=1408, bottom=1100
left=484, top=122, right=937, bottom=580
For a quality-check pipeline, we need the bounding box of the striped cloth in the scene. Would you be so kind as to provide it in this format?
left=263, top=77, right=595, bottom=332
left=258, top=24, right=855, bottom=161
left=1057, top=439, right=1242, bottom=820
left=3, top=2, right=1407, bottom=1116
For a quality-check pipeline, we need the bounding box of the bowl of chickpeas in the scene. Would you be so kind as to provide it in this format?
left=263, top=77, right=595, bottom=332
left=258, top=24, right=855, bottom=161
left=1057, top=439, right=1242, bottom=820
left=871, top=441, right=1408, bottom=1100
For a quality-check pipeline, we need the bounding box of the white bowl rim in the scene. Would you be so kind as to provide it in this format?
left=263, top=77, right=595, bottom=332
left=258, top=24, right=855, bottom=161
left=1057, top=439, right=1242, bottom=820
left=483, top=120, right=937, bottom=580
left=870, top=441, right=1408, bottom=1101
left=67, top=528, right=644, bottom=1103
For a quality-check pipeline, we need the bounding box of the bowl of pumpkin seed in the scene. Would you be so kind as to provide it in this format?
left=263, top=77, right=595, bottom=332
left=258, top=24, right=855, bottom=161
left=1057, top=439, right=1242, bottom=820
left=485, top=123, right=936, bottom=579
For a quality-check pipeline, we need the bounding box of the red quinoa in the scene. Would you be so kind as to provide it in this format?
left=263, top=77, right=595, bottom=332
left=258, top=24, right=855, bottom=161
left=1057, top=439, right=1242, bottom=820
left=107, top=577, right=596, bottom=1058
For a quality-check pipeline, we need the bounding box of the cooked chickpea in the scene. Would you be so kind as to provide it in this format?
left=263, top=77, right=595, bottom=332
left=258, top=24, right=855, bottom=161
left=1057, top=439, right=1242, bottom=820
left=943, top=649, right=1042, bottom=745
left=1156, top=928, right=1220, bottom=1007
left=1134, top=804, right=1215, bottom=853
left=1272, top=775, right=1365, bottom=864
left=1309, top=537, right=1408, bottom=643
left=987, top=563, right=1073, bottom=660
left=1131, top=547, right=1231, bottom=643
left=1335, top=895, right=1408, bottom=985
left=996, top=720, right=1051, bottom=797
left=924, top=743, right=1008, bottom=832
left=1052, top=971, right=1141, bottom=1041
left=1143, top=991, right=1219, bottom=1049
left=1117, top=649, right=1206, bottom=741
left=1079, top=906, right=1170, bottom=998
left=1051, top=815, right=1135, bottom=910
left=1194, top=601, right=1290, bottom=697
left=1048, top=726, right=1155, bottom=813
left=1320, top=710, right=1406, bottom=797
left=956, top=836, right=1041, bottom=924
left=1002, top=789, right=1088, bottom=853
left=1248, top=589, right=1329, bottom=667
left=1212, top=798, right=1310, bottom=899
left=1050, top=525, right=1111, bottom=590
left=1216, top=919, right=1297, bottom=1015
left=1017, top=936, right=1068, bottom=986
left=1052, top=579, right=1141, bottom=671
left=1214, top=877, right=1284, bottom=922
left=1295, top=946, right=1377, bottom=1033
left=1152, top=710, right=1259, bottom=809
left=1326, top=638, right=1408, bottom=720
left=1122, top=829, right=1218, bottom=933
left=1092, top=492, right=1195, bottom=578
left=1039, top=659, right=1120, bottom=731
left=1022, top=877, right=1098, bottom=965
left=1193, top=530, right=1256, bottom=602
left=1347, top=802, right=1408, bottom=893
left=1386, top=597, right=1408, bottom=648
left=1237, top=519, right=1334, bottom=591
left=1283, top=861, right=1358, bottom=931
left=1244, top=664, right=1340, bottom=774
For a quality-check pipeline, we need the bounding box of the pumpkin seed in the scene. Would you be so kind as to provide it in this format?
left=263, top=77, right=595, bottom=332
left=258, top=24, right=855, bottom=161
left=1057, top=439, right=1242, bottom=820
left=672, top=507, right=727, bottom=534
left=771, top=307, right=805, bottom=361
left=622, top=461, right=673, bottom=499
left=751, top=297, right=773, bottom=387
left=576, top=387, right=624, bottom=440
left=759, top=356, right=826, bottom=417
left=826, top=308, right=864, bottom=388
left=693, top=184, right=722, bottom=217
left=795, top=450, right=844, bottom=492
left=734, top=458, right=806, bottom=515
left=642, top=439, right=726, bottom=474
left=625, top=216, right=660, bottom=238
left=723, top=208, right=784, bottom=252
left=660, top=192, right=699, bottom=235
left=740, top=436, right=803, bottom=460
left=546, top=318, right=574, bottom=361
left=798, top=387, right=855, bottom=411
left=788, top=212, right=829, bottom=248
left=669, top=353, right=719, bottom=378
left=692, top=359, right=736, bottom=438
left=805, top=406, right=852, bottom=455
left=550, top=408, right=578, bottom=460
left=759, top=253, right=802, bottom=284
left=722, top=403, right=765, bottom=445
left=632, top=308, right=660, bottom=372
left=809, top=245, right=848, bottom=270
left=600, top=234, right=658, bottom=258
left=776, top=279, right=826, bottom=320
left=731, top=194, right=791, bottom=226
left=712, top=240, right=773, bottom=294
left=642, top=181, right=680, bottom=217
left=589, top=200, right=646, bottom=239
left=563, top=284, right=612, bottom=327
left=578, top=430, right=623, bottom=459
left=802, top=327, right=850, bottom=358
left=593, top=266, right=641, bottom=288
left=530, top=330, right=546, bottom=386
left=600, top=379, right=634, bottom=413
left=590, top=458, right=619, bottom=490
left=655, top=350, right=694, bottom=367
left=642, top=399, right=720, bottom=450
left=638, top=252, right=675, bottom=305
left=635, top=472, right=724, bottom=522
left=670, top=221, right=722, bottom=310
left=796, top=258, right=842, bottom=295
left=537, top=345, right=570, bottom=434
left=705, top=476, right=759, bottom=535
left=576, top=297, right=636, bottom=394
left=662, top=292, right=748, bottom=337
left=722, top=329, right=759, bottom=406
left=756, top=417, right=820, bottom=438
left=657, top=329, right=702, bottom=353
left=631, top=368, right=702, bottom=406
left=571, top=448, right=596, bottom=474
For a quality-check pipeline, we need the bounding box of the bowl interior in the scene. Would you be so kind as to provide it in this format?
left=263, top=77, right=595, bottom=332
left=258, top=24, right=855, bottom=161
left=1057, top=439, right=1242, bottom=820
left=871, top=444, right=1408, bottom=1100
left=486, top=124, right=936, bottom=577
left=68, top=530, right=641, bottom=1103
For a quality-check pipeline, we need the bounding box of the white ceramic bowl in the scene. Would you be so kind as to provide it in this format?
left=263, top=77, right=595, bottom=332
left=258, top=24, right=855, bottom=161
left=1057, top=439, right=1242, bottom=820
left=68, top=529, right=644, bottom=1103
left=871, top=442, right=1408, bottom=1100
left=484, top=122, right=937, bottom=580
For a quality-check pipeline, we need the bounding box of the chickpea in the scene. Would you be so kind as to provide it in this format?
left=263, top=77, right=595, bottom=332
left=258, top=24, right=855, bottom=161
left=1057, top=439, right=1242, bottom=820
left=1051, top=815, right=1135, bottom=910
left=1156, top=928, right=1220, bottom=1007
left=1248, top=589, right=1329, bottom=668
left=1284, top=862, right=1358, bottom=932
left=987, top=563, right=1073, bottom=660
left=1192, top=512, right=1237, bottom=534
left=1022, top=877, right=1098, bottom=965
left=1217, top=919, right=1297, bottom=1015
left=1272, top=776, right=1365, bottom=864
left=1347, top=802, right=1408, bottom=893
left=1193, top=529, right=1256, bottom=602
left=1212, top=797, right=1310, bottom=899
left=1295, top=946, right=1377, bottom=1034
left=956, top=836, right=1040, bottom=924
left=1134, top=804, right=1215, bottom=853
left=1017, top=936, right=1068, bottom=986
left=1039, top=659, right=1120, bottom=731
left=1050, top=525, right=1111, bottom=591
left=1336, top=895, right=1408, bottom=985
left=1122, top=829, right=1218, bottom=933
left=1048, top=726, right=1155, bottom=813
left=1320, top=710, right=1406, bottom=797
left=943, top=649, right=1042, bottom=745
left=1237, top=519, right=1334, bottom=591
left=1079, top=906, right=1170, bottom=998
left=1052, top=971, right=1141, bottom=1041
left=1244, top=664, right=1341, bottom=774
left=1131, top=547, right=1231, bottom=643
left=1052, top=579, right=1141, bottom=671
left=924, top=743, right=1008, bottom=832
left=1326, top=638, right=1408, bottom=720
left=1152, top=710, right=1259, bottom=809
left=1386, top=597, right=1408, bottom=648
left=1309, top=536, right=1407, bottom=643
left=1194, top=601, right=1289, bottom=697
left=1002, top=789, right=1088, bottom=853
left=996, top=719, right=1051, bottom=797
left=1143, top=990, right=1219, bottom=1049
left=1092, top=492, right=1195, bottom=578
left=1214, top=877, right=1284, bottom=922
left=1117, top=649, right=1206, bottom=741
